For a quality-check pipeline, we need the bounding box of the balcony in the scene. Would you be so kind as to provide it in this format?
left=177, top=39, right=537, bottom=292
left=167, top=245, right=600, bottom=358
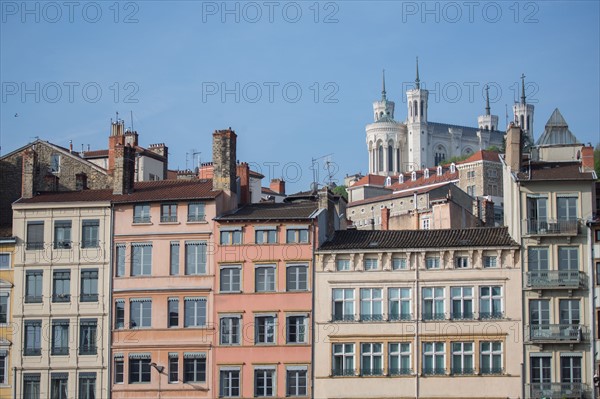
left=523, top=219, right=579, bottom=236
left=525, top=271, right=585, bottom=290
left=422, top=368, right=446, bottom=376
left=360, top=314, right=384, bottom=322
left=528, top=382, right=586, bottom=399
left=187, top=215, right=205, bottom=222
left=160, top=215, right=178, bottom=223
left=451, top=367, right=475, bottom=375
left=451, top=312, right=474, bottom=321
left=528, top=324, right=584, bottom=343
left=480, top=367, right=504, bottom=375
left=332, top=368, right=355, bottom=377
left=389, top=313, right=412, bottom=321
left=422, top=313, right=445, bottom=321
left=389, top=368, right=412, bottom=376
left=332, top=314, right=355, bottom=322
left=133, top=216, right=151, bottom=224
left=361, top=368, right=384, bottom=376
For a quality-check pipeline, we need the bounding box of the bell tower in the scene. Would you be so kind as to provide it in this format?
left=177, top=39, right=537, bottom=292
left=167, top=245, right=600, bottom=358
left=406, top=57, right=428, bottom=170
left=513, top=74, right=535, bottom=145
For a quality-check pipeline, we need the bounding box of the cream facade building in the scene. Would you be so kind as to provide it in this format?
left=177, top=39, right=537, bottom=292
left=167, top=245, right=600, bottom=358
left=0, top=236, right=17, bottom=399
left=314, top=227, right=522, bottom=399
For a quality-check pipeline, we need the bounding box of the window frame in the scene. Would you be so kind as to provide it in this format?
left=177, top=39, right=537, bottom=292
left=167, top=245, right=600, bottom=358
left=25, top=270, right=43, bottom=303
left=184, top=297, right=206, bottom=328
left=114, top=357, right=124, bottom=384
left=360, top=342, right=383, bottom=376
left=51, top=319, right=70, bottom=356
left=219, top=368, right=240, bottom=398
left=255, top=265, right=276, bottom=293
left=389, top=342, right=411, bottom=375
left=254, top=368, right=276, bottom=397
left=80, top=269, right=98, bottom=302
left=255, top=228, right=277, bottom=244
left=286, top=315, right=307, bottom=344
left=168, top=354, right=179, bottom=384
left=220, top=229, right=242, bottom=245
left=332, top=288, right=355, bottom=321
left=78, top=372, right=96, bottom=399
left=168, top=298, right=179, bottom=328
left=359, top=288, right=383, bottom=321
left=184, top=241, right=206, bottom=275
left=160, top=203, right=178, bottom=223
left=220, top=266, right=241, bottom=293
left=255, top=315, right=276, bottom=344
left=388, top=288, right=411, bottom=321
left=480, top=341, right=502, bottom=374
left=479, top=286, right=503, bottom=319
left=131, top=243, right=152, bottom=276
left=286, top=264, right=308, bottom=292
left=53, top=220, right=72, bottom=249
left=332, top=343, right=355, bottom=376
left=52, top=270, right=71, bottom=303
left=183, top=356, right=206, bottom=383
left=422, top=342, right=445, bottom=375
left=451, top=342, right=474, bottom=375
left=81, top=219, right=100, bottom=248
left=130, top=300, right=152, bottom=329
left=129, top=356, right=151, bottom=384
left=79, top=319, right=98, bottom=355
left=286, top=367, right=308, bottom=397
left=0, top=253, right=10, bottom=270
left=26, top=221, right=44, bottom=250
left=133, top=204, right=151, bottom=224
left=220, top=316, right=241, bottom=345
left=286, top=228, right=309, bottom=244
left=187, top=202, right=205, bottom=222
left=450, top=286, right=473, bottom=320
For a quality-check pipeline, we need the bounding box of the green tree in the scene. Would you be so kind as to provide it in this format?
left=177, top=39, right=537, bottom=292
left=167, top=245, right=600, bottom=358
left=332, top=185, right=348, bottom=201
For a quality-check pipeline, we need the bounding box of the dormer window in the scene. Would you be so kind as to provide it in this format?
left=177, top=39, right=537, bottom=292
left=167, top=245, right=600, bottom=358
left=450, top=163, right=456, bottom=173
left=50, top=154, right=61, bottom=173
left=424, top=169, right=430, bottom=179
left=411, top=171, right=416, bottom=181
left=399, top=174, right=404, bottom=184
left=437, top=165, right=442, bottom=175
left=385, top=177, right=391, bottom=187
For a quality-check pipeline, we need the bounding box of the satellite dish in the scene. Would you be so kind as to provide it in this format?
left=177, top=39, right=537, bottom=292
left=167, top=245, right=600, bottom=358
left=310, top=182, right=319, bottom=194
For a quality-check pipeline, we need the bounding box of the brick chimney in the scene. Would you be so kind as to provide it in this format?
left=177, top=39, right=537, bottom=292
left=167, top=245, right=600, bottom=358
left=581, top=145, right=594, bottom=172
left=108, top=120, right=125, bottom=175
left=212, top=128, right=237, bottom=194
left=318, top=187, right=336, bottom=239
left=124, top=129, right=139, bottom=147
left=113, top=144, right=136, bottom=195
left=21, top=148, right=36, bottom=199
left=381, top=207, right=390, bottom=230
left=236, top=162, right=250, bottom=205
left=148, top=143, right=169, bottom=179
left=270, top=179, right=285, bottom=195
left=505, top=123, right=522, bottom=173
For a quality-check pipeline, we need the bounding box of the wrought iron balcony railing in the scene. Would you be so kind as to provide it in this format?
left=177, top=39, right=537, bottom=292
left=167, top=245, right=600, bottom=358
left=480, top=367, right=504, bottom=375
left=388, top=313, right=412, bottom=321
left=451, top=312, right=474, bottom=320
left=528, top=324, right=584, bottom=343
left=528, top=382, right=585, bottom=399
left=133, top=216, right=151, bottom=224
left=361, top=368, right=384, bottom=376
left=360, top=314, right=384, bottom=322
left=451, top=367, right=475, bottom=375
left=422, top=312, right=445, bottom=321
left=525, top=270, right=584, bottom=289
left=388, top=368, right=412, bottom=376
left=332, top=314, right=355, bottom=322
left=422, top=368, right=446, bottom=376
left=160, top=215, right=178, bottom=223
left=523, top=219, right=579, bottom=236
left=332, top=368, right=355, bottom=377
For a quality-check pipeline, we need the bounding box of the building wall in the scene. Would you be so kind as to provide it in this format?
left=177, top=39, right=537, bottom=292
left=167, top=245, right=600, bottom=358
left=314, top=244, right=522, bottom=399
left=457, top=160, right=503, bottom=199
left=0, top=239, right=16, bottom=399
left=11, top=202, right=111, bottom=399
left=137, top=156, right=164, bottom=181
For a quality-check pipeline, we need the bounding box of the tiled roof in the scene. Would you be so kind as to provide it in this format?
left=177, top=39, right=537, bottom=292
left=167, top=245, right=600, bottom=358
left=458, top=150, right=501, bottom=164
left=429, top=121, right=505, bottom=139
left=319, top=226, right=517, bottom=251
left=249, top=170, right=265, bottom=179
left=82, top=149, right=109, bottom=158
left=350, top=174, right=389, bottom=188
left=516, top=162, right=596, bottom=181
left=16, top=180, right=221, bottom=204
left=347, top=184, right=446, bottom=208
left=389, top=169, right=458, bottom=192
left=216, top=201, right=318, bottom=221
left=261, top=187, right=284, bottom=196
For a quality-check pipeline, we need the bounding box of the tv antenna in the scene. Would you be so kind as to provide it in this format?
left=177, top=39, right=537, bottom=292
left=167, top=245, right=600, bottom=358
left=310, top=153, right=334, bottom=188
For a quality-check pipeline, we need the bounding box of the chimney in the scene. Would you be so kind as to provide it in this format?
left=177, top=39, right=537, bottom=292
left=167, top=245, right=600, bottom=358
left=381, top=207, right=390, bottom=230
left=148, top=143, right=169, bottom=179
left=76, top=172, right=88, bottom=191
left=483, top=198, right=495, bottom=226
left=21, top=148, right=36, bottom=199
left=581, top=145, right=594, bottom=172
left=108, top=120, right=125, bottom=175
left=236, top=162, right=250, bottom=205
left=124, top=129, right=139, bottom=147
left=270, top=178, right=286, bottom=195
left=318, top=187, right=336, bottom=239
left=113, top=144, right=136, bottom=195
left=505, top=123, right=522, bottom=172
left=212, top=128, right=237, bottom=194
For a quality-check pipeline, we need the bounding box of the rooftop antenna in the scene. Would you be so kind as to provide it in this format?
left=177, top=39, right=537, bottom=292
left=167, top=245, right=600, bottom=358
left=116, top=111, right=119, bottom=122
left=191, top=150, right=201, bottom=171
left=310, top=153, right=334, bottom=188
left=130, top=110, right=134, bottom=132
left=505, top=104, right=508, bottom=128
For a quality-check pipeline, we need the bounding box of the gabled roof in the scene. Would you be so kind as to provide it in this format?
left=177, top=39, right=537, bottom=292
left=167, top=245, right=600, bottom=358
left=458, top=150, right=501, bottom=164
left=319, top=226, right=517, bottom=251
left=516, top=162, right=596, bottom=181
left=389, top=169, right=458, bottom=192
left=347, top=183, right=450, bottom=208
left=536, top=108, right=579, bottom=146
left=216, top=201, right=318, bottom=221
left=261, top=187, right=285, bottom=196
left=349, top=174, right=389, bottom=189
left=429, top=121, right=505, bottom=139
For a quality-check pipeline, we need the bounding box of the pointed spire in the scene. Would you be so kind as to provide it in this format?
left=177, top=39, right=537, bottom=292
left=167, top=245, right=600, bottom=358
left=381, top=69, right=387, bottom=101
left=485, top=85, right=491, bottom=116
left=520, top=73, right=526, bottom=104
left=415, top=57, right=420, bottom=90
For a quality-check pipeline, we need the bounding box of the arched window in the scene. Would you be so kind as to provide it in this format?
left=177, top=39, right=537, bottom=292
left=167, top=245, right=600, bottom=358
left=520, top=115, right=524, bottom=129
left=388, top=145, right=394, bottom=172
left=378, top=145, right=383, bottom=172
left=424, top=169, right=429, bottom=178
left=526, top=115, right=530, bottom=131
left=437, top=165, right=443, bottom=175
left=420, top=100, right=424, bottom=117
left=485, top=125, right=489, bottom=131
left=413, top=100, right=418, bottom=120
left=409, top=102, right=412, bottom=117
left=450, top=163, right=456, bottom=173
left=385, top=177, right=391, bottom=187
left=399, top=174, right=404, bottom=184
left=411, top=171, right=417, bottom=181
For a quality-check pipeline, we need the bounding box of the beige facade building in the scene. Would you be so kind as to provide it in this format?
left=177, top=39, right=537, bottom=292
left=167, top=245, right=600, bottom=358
left=314, top=227, right=522, bottom=399
left=0, top=236, right=17, bottom=399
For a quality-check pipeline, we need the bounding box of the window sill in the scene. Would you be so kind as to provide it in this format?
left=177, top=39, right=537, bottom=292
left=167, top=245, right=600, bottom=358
left=219, top=291, right=243, bottom=294
left=159, top=221, right=180, bottom=225
left=187, top=220, right=208, bottom=224
left=132, top=222, right=153, bottom=226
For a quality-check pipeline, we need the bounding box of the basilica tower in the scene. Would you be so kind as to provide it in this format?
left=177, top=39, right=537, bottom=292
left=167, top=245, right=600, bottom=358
left=513, top=74, right=535, bottom=145
left=406, top=57, right=428, bottom=170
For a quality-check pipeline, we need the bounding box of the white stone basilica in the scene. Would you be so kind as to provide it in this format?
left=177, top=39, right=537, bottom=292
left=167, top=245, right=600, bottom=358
left=366, top=60, right=534, bottom=175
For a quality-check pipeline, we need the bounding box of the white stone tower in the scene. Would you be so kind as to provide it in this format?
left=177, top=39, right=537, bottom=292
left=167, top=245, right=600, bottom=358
left=513, top=74, right=535, bottom=145
left=478, top=85, right=499, bottom=131
left=406, top=57, right=428, bottom=170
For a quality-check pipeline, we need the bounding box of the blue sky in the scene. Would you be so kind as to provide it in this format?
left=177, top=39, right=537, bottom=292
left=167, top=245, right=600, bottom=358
left=1, top=1, right=599, bottom=192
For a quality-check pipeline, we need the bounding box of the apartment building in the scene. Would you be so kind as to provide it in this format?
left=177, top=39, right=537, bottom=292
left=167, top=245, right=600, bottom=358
left=502, top=118, right=597, bottom=398
left=0, top=235, right=16, bottom=398
left=314, top=227, right=522, bottom=399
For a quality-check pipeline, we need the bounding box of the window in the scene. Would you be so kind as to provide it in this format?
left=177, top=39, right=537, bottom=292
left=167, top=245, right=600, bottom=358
left=557, top=195, right=578, bottom=220
left=168, top=298, right=179, bottom=328
left=286, top=227, right=309, bottom=244
left=24, top=320, right=42, bottom=355
left=220, top=266, right=241, bottom=293
left=559, top=299, right=580, bottom=326
left=81, top=220, right=99, bottom=248
left=425, top=256, right=440, bottom=269
left=392, top=257, right=407, bottom=270
left=220, top=316, right=240, bottom=345
left=389, top=288, right=411, bottom=321
left=23, top=374, right=41, bottom=399
left=51, top=373, right=68, bottom=399
left=467, top=185, right=475, bottom=196
left=332, top=343, right=355, bottom=376
left=169, top=354, right=179, bottom=383
left=287, top=265, right=308, bottom=291
left=25, top=270, right=43, bottom=303
left=255, top=315, right=276, bottom=344
left=51, top=320, right=69, bottom=355
left=0, top=253, right=9, bottom=270
left=131, top=243, right=152, bottom=276
left=78, top=373, right=96, bottom=399
left=220, top=368, right=240, bottom=397
left=256, top=228, right=277, bottom=244
left=360, top=288, right=383, bottom=321
left=528, top=247, right=549, bottom=271
left=421, top=217, right=431, bottom=230
left=530, top=355, right=551, bottom=384
left=27, top=221, right=44, bottom=250
left=286, top=316, right=307, bottom=344
left=114, top=356, right=124, bottom=384
left=130, top=299, right=152, bottom=328
left=50, top=153, right=61, bottom=172
left=161, top=203, right=178, bottom=223
left=422, top=342, right=445, bottom=375
left=467, top=170, right=475, bottom=179
left=483, top=256, right=497, bottom=268
left=480, top=342, right=502, bottom=374
left=597, top=262, right=600, bottom=286
left=220, top=229, right=242, bottom=245
left=115, top=244, right=126, bottom=277
left=558, top=247, right=579, bottom=271
left=332, top=289, right=354, bottom=321
left=389, top=343, right=411, bottom=375
left=361, top=343, right=383, bottom=375
left=455, top=256, right=468, bottom=268
left=54, top=221, right=71, bottom=249
left=451, top=287, right=473, bottom=320
left=422, top=287, right=444, bottom=320
left=561, top=356, right=582, bottom=384
left=129, top=355, right=151, bottom=383
left=254, top=368, right=276, bottom=397
left=451, top=342, right=474, bottom=375
left=286, top=367, right=307, bottom=397
left=596, top=229, right=600, bottom=242
left=133, top=204, right=151, bottom=223
left=170, top=242, right=179, bottom=275
left=187, top=202, right=205, bottom=222
left=0, top=293, right=8, bottom=324
left=184, top=298, right=206, bottom=327
left=255, top=266, right=275, bottom=292
left=479, top=286, right=502, bottom=319
left=79, top=319, right=97, bottom=355
left=52, top=270, right=70, bottom=303
left=336, top=259, right=350, bottom=271
left=80, top=269, right=98, bottom=302
left=183, top=354, right=206, bottom=383
left=115, top=300, right=125, bottom=329
left=364, top=258, right=378, bottom=271
left=185, top=242, right=206, bottom=275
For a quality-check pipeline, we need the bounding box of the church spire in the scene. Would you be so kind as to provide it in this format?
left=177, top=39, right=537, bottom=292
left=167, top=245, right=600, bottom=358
left=520, top=73, right=526, bottom=104
left=415, top=57, right=420, bottom=89
left=381, top=69, right=387, bottom=101
left=485, top=85, right=491, bottom=116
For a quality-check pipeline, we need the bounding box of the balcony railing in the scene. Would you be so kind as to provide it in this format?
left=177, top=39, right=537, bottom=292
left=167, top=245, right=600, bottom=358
left=389, top=368, right=412, bottom=376
left=52, top=294, right=70, bottom=303
left=422, top=313, right=445, bottom=321
left=160, top=215, right=178, bottom=223
left=360, top=314, right=385, bottom=322
left=526, top=271, right=584, bottom=289
left=133, top=216, right=151, bottom=224
left=479, top=312, right=504, bottom=320
left=24, top=348, right=41, bottom=356
left=480, top=367, right=504, bottom=375
left=451, top=367, right=475, bottom=375
left=25, top=295, right=42, bottom=304
left=51, top=347, right=69, bottom=356
left=523, top=219, right=579, bottom=236
left=187, top=215, right=205, bottom=222
left=332, top=314, right=355, bottom=322
left=528, top=382, right=585, bottom=399
left=389, top=313, right=412, bottom=321
left=528, top=324, right=584, bottom=343
left=451, top=312, right=474, bottom=320
left=332, top=368, right=355, bottom=377
left=361, top=368, right=384, bottom=376
left=422, top=368, right=446, bottom=376
left=79, top=346, right=97, bottom=356
left=80, top=293, right=98, bottom=302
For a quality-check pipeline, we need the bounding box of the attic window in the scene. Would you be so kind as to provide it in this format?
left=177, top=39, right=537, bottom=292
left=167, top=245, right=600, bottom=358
left=450, top=163, right=456, bottom=173
left=385, top=176, right=391, bottom=187
left=399, top=175, right=404, bottom=184
left=50, top=154, right=61, bottom=173
left=424, top=169, right=430, bottom=178
left=411, top=172, right=416, bottom=181
left=437, top=165, right=442, bottom=175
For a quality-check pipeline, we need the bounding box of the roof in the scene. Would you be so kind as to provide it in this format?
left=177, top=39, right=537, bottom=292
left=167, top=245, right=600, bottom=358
left=261, top=187, right=285, bottom=196
left=458, top=149, right=501, bottom=164
left=319, top=226, right=517, bottom=251
left=81, top=149, right=109, bottom=158
left=216, top=201, right=318, bottom=221
left=249, top=170, right=265, bottom=179
left=536, top=108, right=580, bottom=146
left=516, top=162, right=596, bottom=181
left=389, top=169, right=458, bottom=192
left=350, top=174, right=389, bottom=189
left=429, top=121, right=506, bottom=140
left=15, top=179, right=221, bottom=204
left=347, top=183, right=449, bottom=208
